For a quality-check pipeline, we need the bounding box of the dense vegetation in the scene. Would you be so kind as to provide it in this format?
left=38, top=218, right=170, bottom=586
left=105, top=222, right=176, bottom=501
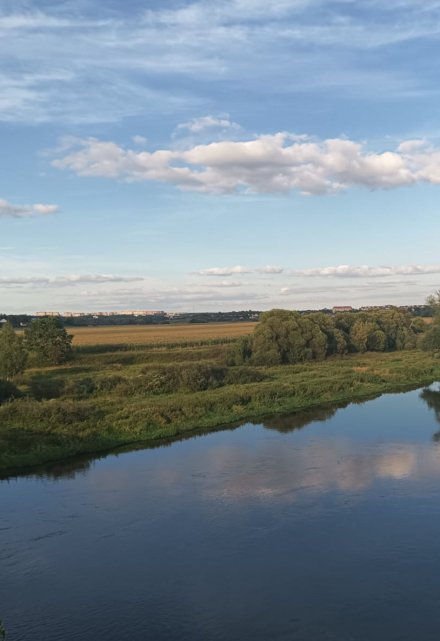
left=0, top=304, right=440, bottom=473
left=421, top=291, right=440, bottom=353
left=230, top=308, right=421, bottom=366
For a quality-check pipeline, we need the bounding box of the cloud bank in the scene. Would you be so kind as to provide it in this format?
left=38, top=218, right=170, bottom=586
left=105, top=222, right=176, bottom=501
left=0, top=274, right=143, bottom=287
left=194, top=265, right=283, bottom=276
left=291, top=264, right=440, bottom=278
left=0, top=199, right=59, bottom=218
left=52, top=135, right=440, bottom=195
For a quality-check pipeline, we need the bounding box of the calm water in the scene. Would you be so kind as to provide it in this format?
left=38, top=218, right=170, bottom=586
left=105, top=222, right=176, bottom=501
left=3, top=386, right=440, bottom=641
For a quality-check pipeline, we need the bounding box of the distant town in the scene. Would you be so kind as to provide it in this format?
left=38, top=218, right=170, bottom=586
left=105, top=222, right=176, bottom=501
left=0, top=304, right=432, bottom=328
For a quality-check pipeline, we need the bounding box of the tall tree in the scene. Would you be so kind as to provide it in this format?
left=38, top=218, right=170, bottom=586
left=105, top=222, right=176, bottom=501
left=0, top=322, right=27, bottom=379
left=24, top=318, right=73, bottom=365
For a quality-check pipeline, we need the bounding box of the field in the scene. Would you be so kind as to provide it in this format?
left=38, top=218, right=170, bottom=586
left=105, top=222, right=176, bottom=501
left=69, top=322, right=257, bottom=345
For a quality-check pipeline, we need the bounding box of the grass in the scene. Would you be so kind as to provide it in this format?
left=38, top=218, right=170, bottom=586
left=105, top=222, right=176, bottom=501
left=1, top=338, right=440, bottom=475
left=69, top=322, right=257, bottom=345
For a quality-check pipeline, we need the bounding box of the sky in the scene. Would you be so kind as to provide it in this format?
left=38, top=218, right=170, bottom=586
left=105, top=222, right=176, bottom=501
left=1, top=0, right=440, bottom=313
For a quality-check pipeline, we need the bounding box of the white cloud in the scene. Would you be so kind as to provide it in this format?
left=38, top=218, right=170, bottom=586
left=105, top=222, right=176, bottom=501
left=259, top=265, right=284, bottom=274
left=194, top=265, right=253, bottom=276
left=208, top=280, right=244, bottom=287
left=51, top=133, right=440, bottom=195
left=193, top=265, right=284, bottom=277
left=132, top=135, right=148, bottom=146
left=0, top=198, right=59, bottom=218
left=176, top=115, right=241, bottom=134
left=0, top=274, right=143, bottom=287
left=291, top=264, right=440, bottom=278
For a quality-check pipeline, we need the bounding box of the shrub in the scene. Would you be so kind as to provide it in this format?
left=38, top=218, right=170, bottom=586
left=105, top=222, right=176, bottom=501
left=0, top=379, right=21, bottom=404
left=29, top=377, right=65, bottom=400
left=64, top=377, right=96, bottom=398
left=224, top=367, right=267, bottom=385
left=95, top=375, right=126, bottom=392
left=420, top=325, right=440, bottom=352
left=179, top=364, right=227, bottom=392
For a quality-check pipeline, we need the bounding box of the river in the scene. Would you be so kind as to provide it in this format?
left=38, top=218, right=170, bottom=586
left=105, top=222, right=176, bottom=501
left=2, top=385, right=440, bottom=640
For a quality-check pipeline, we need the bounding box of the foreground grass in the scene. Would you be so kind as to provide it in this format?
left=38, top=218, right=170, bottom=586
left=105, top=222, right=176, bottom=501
left=1, top=343, right=439, bottom=474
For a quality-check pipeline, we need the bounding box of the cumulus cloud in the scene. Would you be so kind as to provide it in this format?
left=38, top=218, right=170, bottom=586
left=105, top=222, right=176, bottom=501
left=0, top=274, right=144, bottom=287
left=0, top=198, right=59, bottom=218
left=194, top=265, right=253, bottom=276
left=208, top=280, right=244, bottom=287
left=51, top=134, right=440, bottom=195
left=176, top=115, right=241, bottom=134
left=259, top=265, right=284, bottom=274
left=291, top=264, right=440, bottom=278
left=132, top=135, right=148, bottom=146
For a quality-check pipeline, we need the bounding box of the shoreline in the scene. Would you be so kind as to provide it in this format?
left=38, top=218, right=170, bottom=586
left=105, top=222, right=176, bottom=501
left=1, top=365, right=438, bottom=478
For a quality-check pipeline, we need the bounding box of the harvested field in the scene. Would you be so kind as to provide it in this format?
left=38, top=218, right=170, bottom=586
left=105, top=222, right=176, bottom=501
left=69, top=322, right=258, bottom=346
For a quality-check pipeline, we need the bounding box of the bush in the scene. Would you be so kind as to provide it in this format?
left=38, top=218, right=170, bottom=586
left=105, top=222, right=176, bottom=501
left=29, top=377, right=65, bottom=400
left=420, top=325, right=440, bottom=352
left=179, top=364, right=227, bottom=392
left=227, top=336, right=253, bottom=365
left=95, top=375, right=126, bottom=392
left=0, top=379, right=21, bottom=403
left=224, top=367, right=267, bottom=385
left=64, top=377, right=97, bottom=399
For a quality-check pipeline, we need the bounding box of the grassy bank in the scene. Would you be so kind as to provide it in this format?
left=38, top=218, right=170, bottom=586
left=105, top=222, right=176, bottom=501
left=1, top=340, right=439, bottom=474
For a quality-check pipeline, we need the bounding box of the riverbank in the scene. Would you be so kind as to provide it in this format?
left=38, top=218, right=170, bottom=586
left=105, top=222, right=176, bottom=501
left=1, top=342, right=439, bottom=474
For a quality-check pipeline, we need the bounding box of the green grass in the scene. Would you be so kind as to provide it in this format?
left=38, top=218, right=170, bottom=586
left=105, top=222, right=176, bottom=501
left=1, top=340, right=440, bottom=475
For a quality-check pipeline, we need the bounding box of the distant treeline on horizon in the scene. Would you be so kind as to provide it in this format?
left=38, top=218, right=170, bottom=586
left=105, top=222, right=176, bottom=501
left=0, top=305, right=432, bottom=328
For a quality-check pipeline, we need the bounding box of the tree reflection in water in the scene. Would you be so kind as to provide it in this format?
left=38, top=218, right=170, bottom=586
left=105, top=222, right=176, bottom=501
left=420, top=386, right=440, bottom=441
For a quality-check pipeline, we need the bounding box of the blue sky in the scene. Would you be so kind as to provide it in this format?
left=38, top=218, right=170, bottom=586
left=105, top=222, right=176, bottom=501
left=1, top=0, right=440, bottom=313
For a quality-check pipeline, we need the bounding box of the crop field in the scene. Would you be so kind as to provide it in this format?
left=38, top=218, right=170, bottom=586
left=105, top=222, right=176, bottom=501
left=69, top=322, right=258, bottom=346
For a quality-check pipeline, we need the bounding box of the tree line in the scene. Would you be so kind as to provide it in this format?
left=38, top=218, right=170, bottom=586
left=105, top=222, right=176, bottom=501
left=230, top=308, right=423, bottom=366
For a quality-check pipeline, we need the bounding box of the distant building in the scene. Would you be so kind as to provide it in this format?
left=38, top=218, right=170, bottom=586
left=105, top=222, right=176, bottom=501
left=36, top=310, right=166, bottom=317
left=332, top=306, right=353, bottom=313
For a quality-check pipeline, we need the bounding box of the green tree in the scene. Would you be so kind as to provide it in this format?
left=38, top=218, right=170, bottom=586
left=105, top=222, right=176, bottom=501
left=419, top=291, right=440, bottom=352
left=420, top=325, right=440, bottom=352
left=24, top=317, right=73, bottom=365
left=0, top=322, right=27, bottom=379
left=228, top=335, right=253, bottom=365
left=410, top=317, right=426, bottom=334
left=427, top=290, right=440, bottom=319
left=251, top=310, right=306, bottom=365
left=308, top=313, right=347, bottom=356
left=250, top=309, right=328, bottom=365
left=0, top=618, right=6, bottom=640
left=349, top=320, right=377, bottom=353
left=367, top=329, right=387, bottom=352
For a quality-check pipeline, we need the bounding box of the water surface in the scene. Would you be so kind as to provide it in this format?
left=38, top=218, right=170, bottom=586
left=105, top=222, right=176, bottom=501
left=2, top=386, right=440, bottom=640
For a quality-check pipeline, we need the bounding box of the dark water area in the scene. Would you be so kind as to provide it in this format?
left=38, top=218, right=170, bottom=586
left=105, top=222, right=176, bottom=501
left=3, top=386, right=440, bottom=641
